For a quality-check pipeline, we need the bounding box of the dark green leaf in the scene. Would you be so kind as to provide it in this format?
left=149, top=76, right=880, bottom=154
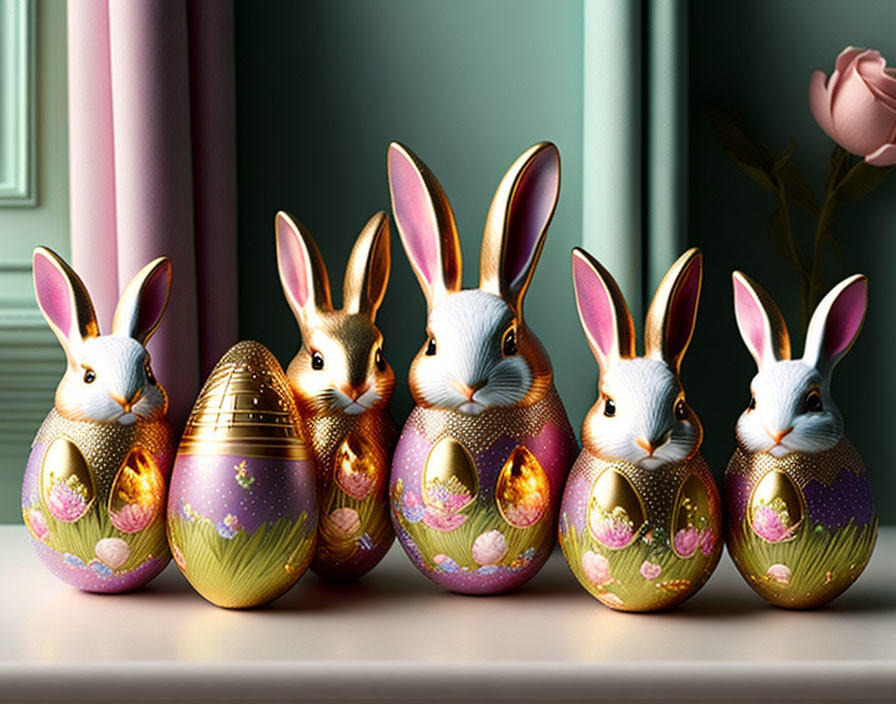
left=734, top=161, right=775, bottom=191
left=708, top=108, right=771, bottom=169
left=834, top=161, right=896, bottom=204
left=771, top=139, right=796, bottom=174
left=777, top=161, right=820, bottom=215
left=827, top=145, right=852, bottom=191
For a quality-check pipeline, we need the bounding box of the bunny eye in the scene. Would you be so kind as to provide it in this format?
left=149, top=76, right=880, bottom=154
left=748, top=394, right=756, bottom=411
left=502, top=327, right=517, bottom=357
left=425, top=337, right=437, bottom=356
left=806, top=390, right=823, bottom=413
left=674, top=399, right=688, bottom=421
left=311, top=351, right=325, bottom=370
left=603, top=397, right=616, bottom=417
left=375, top=348, right=386, bottom=372
left=83, top=368, right=96, bottom=384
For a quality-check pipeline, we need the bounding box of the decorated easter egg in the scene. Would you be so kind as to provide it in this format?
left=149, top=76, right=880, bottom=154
left=724, top=440, right=877, bottom=608
left=390, top=387, right=578, bottom=594
left=167, top=341, right=317, bottom=608
left=559, top=452, right=722, bottom=612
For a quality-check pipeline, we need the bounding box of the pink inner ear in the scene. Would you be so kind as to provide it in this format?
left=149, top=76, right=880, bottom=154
left=734, top=277, right=767, bottom=364
left=504, top=149, right=559, bottom=289
left=665, top=259, right=700, bottom=359
left=574, top=256, right=615, bottom=358
left=136, top=263, right=170, bottom=337
left=389, top=148, right=437, bottom=286
left=34, top=253, right=73, bottom=340
left=823, top=278, right=867, bottom=358
left=277, top=219, right=310, bottom=308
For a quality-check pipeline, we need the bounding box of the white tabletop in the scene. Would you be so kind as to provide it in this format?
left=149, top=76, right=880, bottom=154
left=0, top=524, right=892, bottom=703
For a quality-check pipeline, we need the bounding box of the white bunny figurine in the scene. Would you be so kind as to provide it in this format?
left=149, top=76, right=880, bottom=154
left=387, top=141, right=578, bottom=594
left=21, top=247, right=174, bottom=592
left=725, top=271, right=877, bottom=608
left=558, top=247, right=722, bottom=612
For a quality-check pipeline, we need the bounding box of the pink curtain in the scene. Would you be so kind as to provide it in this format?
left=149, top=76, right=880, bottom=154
left=67, top=0, right=238, bottom=431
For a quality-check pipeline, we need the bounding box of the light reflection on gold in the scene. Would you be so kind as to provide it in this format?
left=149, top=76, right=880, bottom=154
left=108, top=448, right=164, bottom=533
left=496, top=446, right=549, bottom=528
left=333, top=433, right=381, bottom=500
left=748, top=470, right=804, bottom=540
left=672, top=474, right=711, bottom=536
left=588, top=469, right=645, bottom=548
left=40, top=437, right=95, bottom=522
left=422, top=437, right=478, bottom=502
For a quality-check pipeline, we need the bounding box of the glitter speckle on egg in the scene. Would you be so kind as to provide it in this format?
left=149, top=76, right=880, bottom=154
left=166, top=341, right=317, bottom=608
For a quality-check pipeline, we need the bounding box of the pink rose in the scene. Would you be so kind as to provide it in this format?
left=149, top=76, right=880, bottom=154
left=810, top=47, right=896, bottom=165
left=471, top=530, right=508, bottom=566
left=752, top=505, right=795, bottom=543
left=766, top=563, right=792, bottom=586
left=581, top=550, right=611, bottom=586
left=639, top=560, right=662, bottom=580
left=110, top=502, right=157, bottom=534
left=673, top=527, right=699, bottom=558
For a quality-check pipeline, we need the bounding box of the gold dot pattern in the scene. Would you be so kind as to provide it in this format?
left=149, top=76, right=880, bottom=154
left=728, top=438, right=865, bottom=490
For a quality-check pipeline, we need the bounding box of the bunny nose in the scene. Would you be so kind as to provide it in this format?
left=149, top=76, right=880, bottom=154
left=767, top=427, right=793, bottom=445
left=450, top=379, right=486, bottom=401
left=111, top=389, right=142, bottom=413
left=342, top=383, right=369, bottom=401
left=636, top=434, right=669, bottom=456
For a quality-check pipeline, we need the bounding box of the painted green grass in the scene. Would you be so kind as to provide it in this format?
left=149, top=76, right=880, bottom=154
left=560, top=518, right=718, bottom=611
left=168, top=512, right=314, bottom=608
left=727, top=516, right=877, bottom=607
left=29, top=505, right=168, bottom=573
left=318, top=486, right=391, bottom=563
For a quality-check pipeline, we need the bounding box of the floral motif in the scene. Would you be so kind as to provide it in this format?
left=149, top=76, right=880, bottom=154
left=95, top=537, right=130, bottom=569
left=25, top=508, right=50, bottom=542
left=63, top=553, right=85, bottom=568
left=433, top=553, right=460, bottom=573
left=589, top=504, right=635, bottom=549
left=599, top=591, right=625, bottom=608
left=673, top=527, right=700, bottom=558
left=234, top=460, right=255, bottom=490
left=582, top=550, right=612, bottom=586
left=216, top=513, right=243, bottom=540
left=766, top=563, right=792, bottom=586
left=421, top=476, right=471, bottom=532
left=358, top=533, right=374, bottom=551
left=46, top=475, right=90, bottom=522
left=334, top=437, right=378, bottom=500
left=325, top=507, right=361, bottom=539
left=400, top=490, right=425, bottom=523
left=639, top=560, right=662, bottom=580
left=90, top=560, right=113, bottom=577
left=752, top=497, right=799, bottom=543
left=172, top=542, right=186, bottom=570
left=110, top=503, right=157, bottom=534
left=698, top=528, right=716, bottom=556
left=472, top=530, right=508, bottom=566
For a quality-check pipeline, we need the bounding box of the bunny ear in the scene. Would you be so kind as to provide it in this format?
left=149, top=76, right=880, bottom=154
left=803, top=274, right=868, bottom=376
left=387, top=142, right=462, bottom=309
left=111, top=258, right=172, bottom=344
left=275, top=211, right=333, bottom=325
left=479, top=142, right=560, bottom=315
left=343, top=211, right=391, bottom=319
left=732, top=271, right=791, bottom=370
left=572, top=247, right=635, bottom=374
left=32, top=247, right=99, bottom=360
left=644, top=248, right=702, bottom=373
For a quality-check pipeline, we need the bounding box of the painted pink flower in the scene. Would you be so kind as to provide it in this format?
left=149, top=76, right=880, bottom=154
left=673, top=527, right=700, bottom=558
left=110, top=502, right=157, bottom=534
left=639, top=560, right=662, bottom=580
left=589, top=509, right=635, bottom=550
left=810, top=47, right=896, bottom=165
left=581, top=550, right=612, bottom=586
left=337, top=470, right=375, bottom=500
left=422, top=508, right=467, bottom=531
left=752, top=505, right=796, bottom=543
left=25, top=508, right=50, bottom=542
left=471, top=530, right=508, bottom=566
left=326, top=507, right=361, bottom=538
left=501, top=491, right=547, bottom=528
left=172, top=542, right=186, bottom=570
left=46, top=477, right=89, bottom=522
left=766, top=563, right=792, bottom=586
left=95, top=537, right=130, bottom=569
left=599, top=591, right=625, bottom=608
left=698, top=528, right=716, bottom=556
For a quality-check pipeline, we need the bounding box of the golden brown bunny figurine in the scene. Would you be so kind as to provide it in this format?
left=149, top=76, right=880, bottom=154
left=276, top=210, right=397, bottom=580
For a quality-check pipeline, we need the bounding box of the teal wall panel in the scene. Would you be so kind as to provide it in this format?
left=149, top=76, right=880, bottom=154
left=234, top=0, right=592, bottom=431
left=687, top=0, right=896, bottom=522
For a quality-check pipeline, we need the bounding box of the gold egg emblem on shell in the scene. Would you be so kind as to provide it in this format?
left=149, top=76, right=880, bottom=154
left=588, top=468, right=645, bottom=550
left=496, top=446, right=550, bottom=528
left=41, top=437, right=95, bottom=522
left=422, top=437, right=478, bottom=511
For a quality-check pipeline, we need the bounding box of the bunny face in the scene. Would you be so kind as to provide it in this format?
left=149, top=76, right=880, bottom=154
left=388, top=142, right=559, bottom=415
left=732, top=272, right=867, bottom=457
left=32, top=248, right=172, bottom=424
left=277, top=211, right=395, bottom=417
left=573, top=248, right=704, bottom=470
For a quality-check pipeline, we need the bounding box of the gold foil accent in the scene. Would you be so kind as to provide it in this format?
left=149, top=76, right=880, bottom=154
left=748, top=470, right=804, bottom=541
left=107, top=448, right=164, bottom=532
left=672, top=474, right=712, bottom=536
left=422, top=437, right=478, bottom=503
left=496, top=446, right=550, bottom=528
left=40, top=437, right=95, bottom=522
left=588, top=468, right=645, bottom=548
left=333, top=433, right=382, bottom=500
left=177, top=341, right=307, bottom=460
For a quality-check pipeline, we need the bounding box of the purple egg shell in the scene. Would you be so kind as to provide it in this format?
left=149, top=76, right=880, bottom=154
left=31, top=539, right=166, bottom=593
left=723, top=472, right=750, bottom=525
left=558, top=452, right=598, bottom=535
left=311, top=536, right=391, bottom=582
left=803, top=468, right=876, bottom=529
left=168, top=453, right=317, bottom=532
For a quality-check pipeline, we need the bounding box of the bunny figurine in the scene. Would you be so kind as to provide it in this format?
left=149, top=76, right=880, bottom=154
left=387, top=141, right=578, bottom=594
left=276, top=210, right=397, bottom=580
left=558, top=247, right=722, bottom=612
left=725, top=272, right=877, bottom=608
left=22, top=247, right=174, bottom=592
